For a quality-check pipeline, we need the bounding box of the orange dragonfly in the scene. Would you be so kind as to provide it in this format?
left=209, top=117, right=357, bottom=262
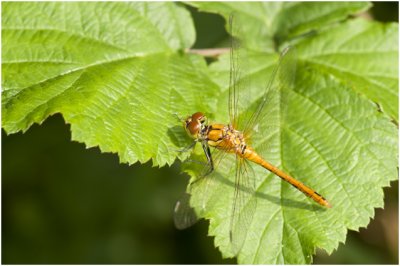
left=174, top=14, right=331, bottom=255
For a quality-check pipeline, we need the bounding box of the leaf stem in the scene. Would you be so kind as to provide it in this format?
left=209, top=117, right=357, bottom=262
left=186, top=48, right=230, bottom=58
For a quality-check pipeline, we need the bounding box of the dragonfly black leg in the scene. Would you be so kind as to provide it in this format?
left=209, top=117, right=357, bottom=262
left=190, top=141, right=214, bottom=187
left=201, top=141, right=214, bottom=176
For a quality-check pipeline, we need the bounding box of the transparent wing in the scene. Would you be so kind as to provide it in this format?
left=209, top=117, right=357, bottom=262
left=230, top=156, right=257, bottom=255
left=173, top=191, right=198, bottom=230
left=226, top=14, right=259, bottom=254
left=226, top=13, right=297, bottom=253
left=228, top=13, right=250, bottom=129
left=173, top=141, right=233, bottom=229
left=228, top=13, right=297, bottom=142
left=242, top=46, right=297, bottom=139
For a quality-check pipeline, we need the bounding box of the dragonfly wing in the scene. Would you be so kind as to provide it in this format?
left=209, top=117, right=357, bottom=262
left=173, top=192, right=198, bottom=230
left=174, top=142, right=232, bottom=229
left=192, top=141, right=232, bottom=211
left=228, top=13, right=254, bottom=129
left=242, top=46, right=297, bottom=141
left=230, top=155, right=257, bottom=255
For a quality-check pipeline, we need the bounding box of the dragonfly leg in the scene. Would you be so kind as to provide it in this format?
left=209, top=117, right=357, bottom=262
left=201, top=141, right=214, bottom=175
left=190, top=141, right=214, bottom=187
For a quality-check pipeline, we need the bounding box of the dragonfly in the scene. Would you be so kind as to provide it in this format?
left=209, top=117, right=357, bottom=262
left=174, top=15, right=331, bottom=255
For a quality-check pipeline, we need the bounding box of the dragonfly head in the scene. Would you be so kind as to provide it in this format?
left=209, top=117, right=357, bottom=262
left=184, top=112, right=207, bottom=139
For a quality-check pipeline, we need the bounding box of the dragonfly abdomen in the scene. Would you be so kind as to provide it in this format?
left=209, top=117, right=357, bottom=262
left=242, top=148, right=331, bottom=208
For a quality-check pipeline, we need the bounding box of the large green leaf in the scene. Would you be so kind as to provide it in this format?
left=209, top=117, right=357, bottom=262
left=201, top=50, right=397, bottom=263
left=2, top=2, right=218, bottom=166
left=182, top=3, right=398, bottom=265
left=2, top=2, right=398, bottom=264
left=296, top=18, right=398, bottom=121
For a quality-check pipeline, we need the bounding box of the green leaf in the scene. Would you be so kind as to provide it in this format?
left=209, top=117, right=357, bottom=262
left=296, top=18, right=399, bottom=121
left=2, top=2, right=218, bottom=166
left=2, top=2, right=398, bottom=265
left=203, top=51, right=397, bottom=263
left=182, top=3, right=398, bottom=265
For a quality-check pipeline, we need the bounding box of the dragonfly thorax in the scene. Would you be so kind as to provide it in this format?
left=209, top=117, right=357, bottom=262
left=204, top=123, right=247, bottom=155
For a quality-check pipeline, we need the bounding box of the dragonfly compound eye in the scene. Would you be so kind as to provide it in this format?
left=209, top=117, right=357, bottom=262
left=192, top=112, right=206, bottom=124
left=185, top=119, right=200, bottom=137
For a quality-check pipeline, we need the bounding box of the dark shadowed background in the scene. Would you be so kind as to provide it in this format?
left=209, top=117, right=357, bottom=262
left=2, top=2, right=398, bottom=264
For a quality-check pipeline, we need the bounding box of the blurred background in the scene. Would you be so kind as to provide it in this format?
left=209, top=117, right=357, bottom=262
left=2, top=2, right=398, bottom=264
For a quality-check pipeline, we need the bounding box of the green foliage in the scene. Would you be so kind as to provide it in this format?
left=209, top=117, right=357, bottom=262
left=2, top=2, right=398, bottom=264
left=2, top=2, right=218, bottom=166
